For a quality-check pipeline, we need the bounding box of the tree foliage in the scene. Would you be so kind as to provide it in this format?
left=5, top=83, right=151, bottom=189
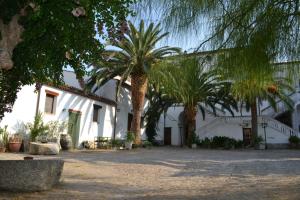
left=139, top=0, right=300, bottom=60
left=150, top=56, right=237, bottom=145
left=217, top=48, right=295, bottom=142
left=0, top=0, right=135, bottom=120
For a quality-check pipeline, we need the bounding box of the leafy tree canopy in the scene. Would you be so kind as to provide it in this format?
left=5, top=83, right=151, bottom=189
left=139, top=0, right=300, bottom=62
left=0, top=0, right=135, bottom=120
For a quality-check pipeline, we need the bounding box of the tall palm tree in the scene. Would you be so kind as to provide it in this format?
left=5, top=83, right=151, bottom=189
left=87, top=20, right=180, bottom=144
left=151, top=57, right=237, bottom=146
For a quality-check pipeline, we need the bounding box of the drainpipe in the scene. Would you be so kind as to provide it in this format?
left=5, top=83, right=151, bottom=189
left=35, top=83, right=42, bottom=117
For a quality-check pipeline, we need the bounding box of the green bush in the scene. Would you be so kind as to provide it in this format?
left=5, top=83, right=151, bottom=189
left=199, top=137, right=211, bottom=148
left=0, top=125, right=9, bottom=147
left=142, top=140, right=153, bottom=148
left=211, top=136, right=229, bottom=148
left=234, top=140, right=244, bottom=149
left=27, top=112, right=49, bottom=141
left=198, top=136, right=243, bottom=149
left=126, top=131, right=135, bottom=142
left=112, top=139, right=124, bottom=147
left=254, top=136, right=264, bottom=145
left=289, top=135, right=300, bottom=144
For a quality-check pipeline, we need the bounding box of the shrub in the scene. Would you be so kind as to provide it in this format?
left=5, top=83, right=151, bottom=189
left=211, top=136, right=229, bottom=148
left=142, top=140, right=153, bottom=148
left=234, top=140, right=244, bottom=149
left=198, top=136, right=243, bottom=149
left=47, top=121, right=67, bottom=140
left=27, top=112, right=49, bottom=141
left=224, top=138, right=236, bottom=149
left=112, top=139, right=124, bottom=147
left=126, top=131, right=135, bottom=142
left=289, top=135, right=300, bottom=145
left=199, top=137, right=211, bottom=148
left=254, top=136, right=264, bottom=145
left=0, top=126, right=9, bottom=147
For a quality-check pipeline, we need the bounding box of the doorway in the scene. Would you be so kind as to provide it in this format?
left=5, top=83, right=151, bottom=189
left=127, top=113, right=133, bottom=131
left=243, top=128, right=252, bottom=146
left=68, top=110, right=81, bottom=148
left=164, top=127, right=172, bottom=145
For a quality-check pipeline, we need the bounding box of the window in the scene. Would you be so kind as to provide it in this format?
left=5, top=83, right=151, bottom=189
left=45, top=94, right=56, bottom=114
left=93, top=104, right=102, bottom=123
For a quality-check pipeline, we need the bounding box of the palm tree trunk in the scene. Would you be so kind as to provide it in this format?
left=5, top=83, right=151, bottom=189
left=184, top=106, right=197, bottom=147
left=130, top=73, right=148, bottom=145
left=250, top=102, right=258, bottom=146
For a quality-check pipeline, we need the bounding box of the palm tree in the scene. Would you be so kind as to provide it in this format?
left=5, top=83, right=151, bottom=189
left=218, top=49, right=295, bottom=145
left=87, top=20, right=181, bottom=144
left=151, top=57, right=237, bottom=146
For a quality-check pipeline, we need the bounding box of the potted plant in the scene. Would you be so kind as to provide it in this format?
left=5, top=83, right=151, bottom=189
left=27, top=112, right=49, bottom=142
left=8, top=134, right=22, bottom=152
left=125, top=131, right=135, bottom=150
left=0, top=126, right=9, bottom=152
left=191, top=132, right=198, bottom=149
left=289, top=135, right=300, bottom=149
left=254, top=136, right=265, bottom=150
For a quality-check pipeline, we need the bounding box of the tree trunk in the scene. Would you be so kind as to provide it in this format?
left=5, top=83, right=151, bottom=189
left=250, top=101, right=258, bottom=146
left=130, top=73, right=148, bottom=145
left=0, top=14, right=25, bottom=70
left=184, top=106, right=197, bottom=147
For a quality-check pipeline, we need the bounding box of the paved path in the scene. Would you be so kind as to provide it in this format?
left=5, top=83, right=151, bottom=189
left=1, top=147, right=300, bottom=199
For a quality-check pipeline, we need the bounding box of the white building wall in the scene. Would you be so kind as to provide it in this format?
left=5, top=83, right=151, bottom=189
left=156, top=106, right=183, bottom=146
left=0, top=85, right=37, bottom=133
left=39, top=85, right=115, bottom=146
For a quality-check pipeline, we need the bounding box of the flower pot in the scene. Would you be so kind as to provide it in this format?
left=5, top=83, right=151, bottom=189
left=0, top=147, right=6, bottom=153
left=125, top=141, right=133, bottom=150
left=9, top=142, right=22, bottom=152
left=60, top=134, right=72, bottom=150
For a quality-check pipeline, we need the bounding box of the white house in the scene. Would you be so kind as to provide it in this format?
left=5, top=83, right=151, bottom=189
left=0, top=71, right=148, bottom=148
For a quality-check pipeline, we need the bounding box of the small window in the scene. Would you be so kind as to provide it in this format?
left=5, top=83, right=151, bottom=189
left=93, top=104, right=102, bottom=123
left=45, top=94, right=56, bottom=114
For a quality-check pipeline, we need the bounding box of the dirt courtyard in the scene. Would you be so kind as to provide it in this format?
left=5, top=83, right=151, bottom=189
left=1, top=147, right=300, bottom=200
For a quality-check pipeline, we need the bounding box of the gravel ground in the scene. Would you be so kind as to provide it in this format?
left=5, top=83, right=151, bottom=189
left=1, top=147, right=300, bottom=200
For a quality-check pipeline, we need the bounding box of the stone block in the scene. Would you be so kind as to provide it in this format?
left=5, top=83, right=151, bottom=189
left=29, top=142, right=60, bottom=155
left=0, top=159, right=64, bottom=191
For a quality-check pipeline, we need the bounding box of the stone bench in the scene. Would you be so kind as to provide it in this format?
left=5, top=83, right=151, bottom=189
left=0, top=159, right=64, bottom=191
left=29, top=142, right=60, bottom=155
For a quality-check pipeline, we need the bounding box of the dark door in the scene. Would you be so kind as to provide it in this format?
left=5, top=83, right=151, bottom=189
left=68, top=110, right=81, bottom=148
left=164, top=127, right=172, bottom=145
left=127, top=113, right=133, bottom=131
left=243, top=128, right=252, bottom=146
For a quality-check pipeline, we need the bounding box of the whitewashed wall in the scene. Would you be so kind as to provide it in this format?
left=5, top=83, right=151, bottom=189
left=156, top=103, right=294, bottom=146
left=0, top=85, right=37, bottom=133
left=40, top=85, right=115, bottom=146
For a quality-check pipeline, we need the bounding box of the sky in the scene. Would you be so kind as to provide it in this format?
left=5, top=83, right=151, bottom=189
left=129, top=6, right=210, bottom=53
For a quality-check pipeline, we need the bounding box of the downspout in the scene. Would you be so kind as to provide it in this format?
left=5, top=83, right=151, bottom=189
left=35, top=83, right=42, bottom=117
